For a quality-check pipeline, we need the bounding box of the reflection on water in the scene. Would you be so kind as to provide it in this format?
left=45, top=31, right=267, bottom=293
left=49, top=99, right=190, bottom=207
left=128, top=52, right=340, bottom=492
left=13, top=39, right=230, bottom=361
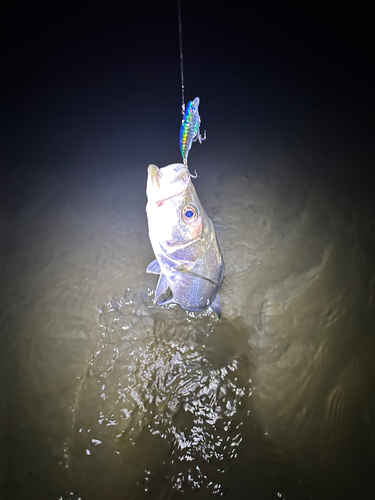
left=68, top=299, right=250, bottom=498
left=1, top=158, right=375, bottom=499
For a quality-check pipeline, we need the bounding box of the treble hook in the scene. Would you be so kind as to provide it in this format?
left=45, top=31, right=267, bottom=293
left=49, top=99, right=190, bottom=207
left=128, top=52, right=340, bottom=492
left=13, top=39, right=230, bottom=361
left=183, top=159, right=197, bottom=178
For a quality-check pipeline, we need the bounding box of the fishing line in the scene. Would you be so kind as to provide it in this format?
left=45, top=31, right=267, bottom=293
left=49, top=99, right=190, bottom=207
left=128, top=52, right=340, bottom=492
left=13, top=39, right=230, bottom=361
left=177, top=0, right=204, bottom=178
left=177, top=0, right=185, bottom=115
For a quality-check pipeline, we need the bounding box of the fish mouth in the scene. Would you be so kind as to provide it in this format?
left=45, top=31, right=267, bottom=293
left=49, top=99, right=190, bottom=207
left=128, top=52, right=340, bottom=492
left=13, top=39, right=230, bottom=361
left=147, top=163, right=190, bottom=204
left=148, top=164, right=162, bottom=189
left=148, top=163, right=189, bottom=187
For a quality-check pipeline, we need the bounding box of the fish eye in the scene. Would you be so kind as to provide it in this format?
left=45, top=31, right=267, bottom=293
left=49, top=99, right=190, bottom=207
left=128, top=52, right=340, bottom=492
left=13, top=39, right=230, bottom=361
left=182, top=204, right=198, bottom=222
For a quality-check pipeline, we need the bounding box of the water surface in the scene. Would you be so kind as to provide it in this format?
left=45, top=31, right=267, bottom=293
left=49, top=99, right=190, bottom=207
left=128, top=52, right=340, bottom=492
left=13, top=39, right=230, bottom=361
left=1, top=151, right=375, bottom=499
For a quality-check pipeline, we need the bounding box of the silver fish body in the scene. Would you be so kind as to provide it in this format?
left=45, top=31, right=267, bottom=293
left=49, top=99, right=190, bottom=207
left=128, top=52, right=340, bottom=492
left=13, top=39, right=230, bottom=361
left=146, top=163, right=224, bottom=317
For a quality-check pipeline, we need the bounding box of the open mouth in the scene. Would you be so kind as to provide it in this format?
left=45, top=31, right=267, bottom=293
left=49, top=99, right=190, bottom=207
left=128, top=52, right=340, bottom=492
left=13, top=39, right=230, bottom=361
left=148, top=164, right=190, bottom=190
left=148, top=164, right=190, bottom=206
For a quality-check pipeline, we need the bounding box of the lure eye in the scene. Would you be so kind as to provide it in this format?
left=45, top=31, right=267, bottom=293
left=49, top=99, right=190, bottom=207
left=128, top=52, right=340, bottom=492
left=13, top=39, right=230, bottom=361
left=182, top=204, right=198, bottom=222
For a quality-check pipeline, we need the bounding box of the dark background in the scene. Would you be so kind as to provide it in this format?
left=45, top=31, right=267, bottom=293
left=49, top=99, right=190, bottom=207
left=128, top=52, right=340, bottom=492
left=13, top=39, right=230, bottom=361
left=3, top=0, right=373, bottom=195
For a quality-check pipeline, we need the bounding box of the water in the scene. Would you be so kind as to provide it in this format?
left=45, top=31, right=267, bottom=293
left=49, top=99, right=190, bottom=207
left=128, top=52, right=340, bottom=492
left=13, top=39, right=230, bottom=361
left=1, top=149, right=375, bottom=499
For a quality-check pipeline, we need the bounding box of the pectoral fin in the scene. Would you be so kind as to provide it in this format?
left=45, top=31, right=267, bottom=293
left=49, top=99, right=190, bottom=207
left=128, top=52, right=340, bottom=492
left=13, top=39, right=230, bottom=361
left=157, top=297, right=175, bottom=306
left=147, top=259, right=161, bottom=274
left=210, top=294, right=222, bottom=319
left=154, top=273, right=169, bottom=304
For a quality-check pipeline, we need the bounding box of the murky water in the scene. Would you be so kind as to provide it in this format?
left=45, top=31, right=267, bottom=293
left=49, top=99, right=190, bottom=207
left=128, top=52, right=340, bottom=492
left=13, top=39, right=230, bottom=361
left=1, top=152, right=375, bottom=500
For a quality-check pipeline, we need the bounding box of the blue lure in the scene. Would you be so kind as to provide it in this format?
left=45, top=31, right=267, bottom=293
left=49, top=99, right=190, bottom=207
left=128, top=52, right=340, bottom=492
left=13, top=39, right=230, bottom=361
left=179, top=97, right=206, bottom=173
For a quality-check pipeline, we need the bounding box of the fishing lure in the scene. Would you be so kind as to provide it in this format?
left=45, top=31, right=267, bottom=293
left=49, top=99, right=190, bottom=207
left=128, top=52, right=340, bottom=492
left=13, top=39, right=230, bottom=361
left=179, top=97, right=206, bottom=173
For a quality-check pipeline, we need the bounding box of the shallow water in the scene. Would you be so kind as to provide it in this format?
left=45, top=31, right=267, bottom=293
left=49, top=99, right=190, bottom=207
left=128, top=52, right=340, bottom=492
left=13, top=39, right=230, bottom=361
left=1, top=153, right=375, bottom=500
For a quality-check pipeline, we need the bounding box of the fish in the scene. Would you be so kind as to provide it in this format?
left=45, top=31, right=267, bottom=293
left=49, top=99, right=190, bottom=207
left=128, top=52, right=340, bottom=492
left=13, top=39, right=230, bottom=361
left=179, top=97, right=206, bottom=167
left=146, top=163, right=224, bottom=317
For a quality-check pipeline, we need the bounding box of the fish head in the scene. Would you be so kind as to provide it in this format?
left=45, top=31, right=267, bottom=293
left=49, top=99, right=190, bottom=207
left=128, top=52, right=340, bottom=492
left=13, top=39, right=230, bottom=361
left=146, top=163, right=204, bottom=255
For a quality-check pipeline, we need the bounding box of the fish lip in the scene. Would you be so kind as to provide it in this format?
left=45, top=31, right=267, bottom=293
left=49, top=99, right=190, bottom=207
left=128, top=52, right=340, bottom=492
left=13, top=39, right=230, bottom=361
left=148, top=163, right=190, bottom=187
left=147, top=163, right=190, bottom=204
left=148, top=164, right=162, bottom=189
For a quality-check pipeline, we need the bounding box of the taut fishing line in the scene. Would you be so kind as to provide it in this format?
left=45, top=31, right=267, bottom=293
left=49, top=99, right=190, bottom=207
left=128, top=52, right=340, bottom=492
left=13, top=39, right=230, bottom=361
left=177, top=0, right=206, bottom=177
left=177, top=0, right=185, bottom=116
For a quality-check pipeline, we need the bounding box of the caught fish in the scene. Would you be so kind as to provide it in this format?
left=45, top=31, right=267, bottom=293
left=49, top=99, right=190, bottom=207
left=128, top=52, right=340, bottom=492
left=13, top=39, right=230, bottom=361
left=179, top=97, right=206, bottom=167
left=146, top=163, right=224, bottom=317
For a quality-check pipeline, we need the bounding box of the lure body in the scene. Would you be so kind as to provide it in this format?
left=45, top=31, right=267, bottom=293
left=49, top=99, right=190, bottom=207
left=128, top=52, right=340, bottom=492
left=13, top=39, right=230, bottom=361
left=179, top=97, right=206, bottom=165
